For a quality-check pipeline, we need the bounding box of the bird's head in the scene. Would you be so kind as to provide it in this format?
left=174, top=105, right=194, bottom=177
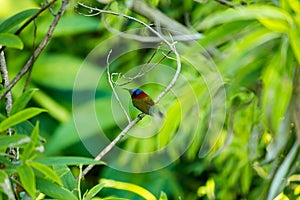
left=123, top=88, right=143, bottom=96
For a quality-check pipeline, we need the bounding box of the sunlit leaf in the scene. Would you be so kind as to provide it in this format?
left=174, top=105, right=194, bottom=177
left=10, top=88, right=38, bottom=115
left=197, top=6, right=292, bottom=30
left=100, top=179, right=157, bottom=200
left=29, top=161, right=63, bottom=185
left=0, top=108, right=46, bottom=132
left=0, top=33, right=23, bottom=49
left=17, top=164, right=36, bottom=198
left=84, top=183, right=105, bottom=200
left=159, top=191, right=168, bottom=200
left=20, top=122, right=40, bottom=160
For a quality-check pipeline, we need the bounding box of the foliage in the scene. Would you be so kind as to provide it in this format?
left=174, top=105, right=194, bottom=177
left=0, top=0, right=300, bottom=199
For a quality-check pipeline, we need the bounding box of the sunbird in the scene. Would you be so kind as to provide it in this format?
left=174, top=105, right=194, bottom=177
left=124, top=88, right=163, bottom=117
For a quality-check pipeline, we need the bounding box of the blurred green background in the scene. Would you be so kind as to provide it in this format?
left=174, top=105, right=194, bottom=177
left=1, top=0, right=300, bottom=199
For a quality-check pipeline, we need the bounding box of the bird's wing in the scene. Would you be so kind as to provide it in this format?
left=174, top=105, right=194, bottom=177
left=147, top=99, right=155, bottom=106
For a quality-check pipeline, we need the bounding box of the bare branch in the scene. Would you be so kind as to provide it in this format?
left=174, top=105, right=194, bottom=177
left=116, top=45, right=171, bottom=87
left=0, top=46, right=17, bottom=161
left=0, top=46, right=12, bottom=116
left=81, top=114, right=145, bottom=178
left=0, top=0, right=69, bottom=100
left=78, top=3, right=181, bottom=103
left=106, top=49, right=131, bottom=123
left=78, top=3, right=182, bottom=178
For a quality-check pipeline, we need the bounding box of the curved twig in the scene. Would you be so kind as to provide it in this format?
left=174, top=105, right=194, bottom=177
left=106, top=49, right=131, bottom=123
left=78, top=3, right=181, bottom=178
left=78, top=3, right=181, bottom=102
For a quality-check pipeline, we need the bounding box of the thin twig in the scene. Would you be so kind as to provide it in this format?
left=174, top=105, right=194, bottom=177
left=0, top=0, right=69, bottom=100
left=45, top=0, right=58, bottom=16
left=106, top=50, right=131, bottom=123
left=0, top=46, right=16, bottom=160
left=23, top=20, right=37, bottom=93
left=81, top=114, right=145, bottom=178
left=0, top=46, right=12, bottom=116
left=117, top=46, right=171, bottom=87
left=78, top=3, right=181, bottom=178
left=78, top=3, right=181, bottom=103
left=15, top=0, right=57, bottom=35
left=99, top=13, right=201, bottom=43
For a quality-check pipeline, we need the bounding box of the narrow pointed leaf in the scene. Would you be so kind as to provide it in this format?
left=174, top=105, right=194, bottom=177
left=36, top=177, right=77, bottom=200
left=0, top=108, right=46, bottom=132
left=0, top=134, right=30, bottom=147
left=17, top=164, right=36, bottom=198
left=29, top=161, right=62, bottom=185
left=34, top=156, right=105, bottom=165
left=84, top=183, right=105, bottom=200
left=0, top=9, right=38, bottom=33
left=53, top=165, right=77, bottom=193
left=10, top=88, right=39, bottom=115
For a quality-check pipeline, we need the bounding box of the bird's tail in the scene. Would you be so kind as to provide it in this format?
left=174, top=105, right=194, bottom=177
left=158, top=111, right=164, bottom=118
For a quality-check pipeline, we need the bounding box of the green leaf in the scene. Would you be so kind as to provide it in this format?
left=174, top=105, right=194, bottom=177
left=0, top=170, right=15, bottom=200
left=0, top=33, right=23, bottom=49
left=100, top=179, right=157, bottom=200
left=17, top=164, right=36, bottom=198
left=288, top=0, right=300, bottom=13
left=29, top=161, right=62, bottom=185
left=288, top=26, right=300, bottom=65
left=33, top=156, right=105, bottom=166
left=0, top=8, right=38, bottom=33
left=0, top=155, right=13, bottom=168
left=0, top=107, right=46, bottom=132
left=10, top=88, right=38, bottom=115
left=159, top=191, right=168, bottom=200
left=22, top=122, right=44, bottom=160
left=36, top=177, right=77, bottom=200
left=84, top=183, right=105, bottom=200
left=197, top=5, right=292, bottom=30
left=53, top=165, right=77, bottom=193
left=0, top=134, right=30, bottom=147
left=267, top=142, right=299, bottom=200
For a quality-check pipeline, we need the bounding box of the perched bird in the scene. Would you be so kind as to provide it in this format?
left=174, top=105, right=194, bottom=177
left=124, top=88, right=163, bottom=117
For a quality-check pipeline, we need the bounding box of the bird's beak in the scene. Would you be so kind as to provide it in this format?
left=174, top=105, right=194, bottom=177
left=123, top=88, right=133, bottom=95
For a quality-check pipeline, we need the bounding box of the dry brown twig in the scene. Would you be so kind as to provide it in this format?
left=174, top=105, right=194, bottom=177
left=78, top=3, right=181, bottom=178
